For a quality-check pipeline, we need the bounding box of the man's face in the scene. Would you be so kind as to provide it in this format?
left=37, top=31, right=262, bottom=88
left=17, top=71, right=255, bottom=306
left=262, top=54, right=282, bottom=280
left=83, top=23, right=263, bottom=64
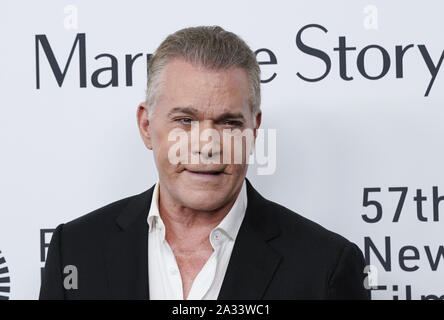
left=137, top=58, right=261, bottom=211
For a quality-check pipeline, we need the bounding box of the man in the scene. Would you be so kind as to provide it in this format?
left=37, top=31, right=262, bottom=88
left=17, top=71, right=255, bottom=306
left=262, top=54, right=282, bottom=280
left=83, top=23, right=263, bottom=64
left=40, top=26, right=370, bottom=300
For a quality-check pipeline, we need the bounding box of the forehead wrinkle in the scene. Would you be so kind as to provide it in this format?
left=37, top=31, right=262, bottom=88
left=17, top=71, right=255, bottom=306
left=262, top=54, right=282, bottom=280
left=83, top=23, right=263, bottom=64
left=156, top=59, right=252, bottom=121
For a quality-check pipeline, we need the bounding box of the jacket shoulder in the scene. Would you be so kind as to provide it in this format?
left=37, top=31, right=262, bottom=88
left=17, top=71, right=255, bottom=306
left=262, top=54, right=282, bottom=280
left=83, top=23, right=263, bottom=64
left=62, top=190, right=148, bottom=238
left=263, top=198, right=353, bottom=253
left=260, top=198, right=369, bottom=299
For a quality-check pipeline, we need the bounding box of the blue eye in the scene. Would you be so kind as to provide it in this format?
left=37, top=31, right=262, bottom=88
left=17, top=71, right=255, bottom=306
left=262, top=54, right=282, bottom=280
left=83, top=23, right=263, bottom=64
left=177, top=118, right=192, bottom=125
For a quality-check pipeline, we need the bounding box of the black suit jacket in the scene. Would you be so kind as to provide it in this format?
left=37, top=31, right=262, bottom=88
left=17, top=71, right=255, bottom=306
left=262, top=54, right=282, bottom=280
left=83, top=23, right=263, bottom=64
left=40, top=179, right=370, bottom=300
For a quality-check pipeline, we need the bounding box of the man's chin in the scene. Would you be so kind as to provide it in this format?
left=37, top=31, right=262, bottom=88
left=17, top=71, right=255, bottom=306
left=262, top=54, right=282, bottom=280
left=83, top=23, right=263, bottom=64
left=176, top=189, right=230, bottom=212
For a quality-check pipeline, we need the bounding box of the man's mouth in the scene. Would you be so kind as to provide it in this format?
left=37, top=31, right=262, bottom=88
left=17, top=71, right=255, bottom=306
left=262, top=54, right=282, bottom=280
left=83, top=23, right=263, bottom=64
left=185, top=169, right=223, bottom=175
left=183, top=166, right=226, bottom=177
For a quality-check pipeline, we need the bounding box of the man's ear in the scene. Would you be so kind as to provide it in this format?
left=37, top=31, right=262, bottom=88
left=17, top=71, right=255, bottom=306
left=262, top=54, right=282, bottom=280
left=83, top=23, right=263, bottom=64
left=137, top=102, right=153, bottom=150
left=254, top=110, right=262, bottom=138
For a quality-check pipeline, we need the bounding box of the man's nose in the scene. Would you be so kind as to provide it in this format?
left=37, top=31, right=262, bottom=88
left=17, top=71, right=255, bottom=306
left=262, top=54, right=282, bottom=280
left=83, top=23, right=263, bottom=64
left=190, top=120, right=221, bottom=159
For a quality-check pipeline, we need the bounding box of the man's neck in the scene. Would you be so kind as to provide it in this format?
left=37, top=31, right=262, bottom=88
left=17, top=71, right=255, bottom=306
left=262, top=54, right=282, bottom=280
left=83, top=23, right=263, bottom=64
left=157, top=184, right=240, bottom=242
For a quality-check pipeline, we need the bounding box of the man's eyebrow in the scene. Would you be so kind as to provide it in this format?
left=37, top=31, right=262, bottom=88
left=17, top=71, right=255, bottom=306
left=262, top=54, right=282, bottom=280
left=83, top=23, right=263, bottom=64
left=215, top=112, right=246, bottom=122
left=167, top=106, right=200, bottom=117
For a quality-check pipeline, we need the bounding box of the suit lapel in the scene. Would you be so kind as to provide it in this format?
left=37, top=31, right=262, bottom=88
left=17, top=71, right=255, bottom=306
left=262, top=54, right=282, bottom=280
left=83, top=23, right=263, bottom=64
left=105, top=186, right=154, bottom=300
left=218, top=179, right=282, bottom=299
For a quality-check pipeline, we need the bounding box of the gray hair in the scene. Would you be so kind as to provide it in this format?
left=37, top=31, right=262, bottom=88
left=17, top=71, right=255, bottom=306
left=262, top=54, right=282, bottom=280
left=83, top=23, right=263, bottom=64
left=145, top=26, right=261, bottom=118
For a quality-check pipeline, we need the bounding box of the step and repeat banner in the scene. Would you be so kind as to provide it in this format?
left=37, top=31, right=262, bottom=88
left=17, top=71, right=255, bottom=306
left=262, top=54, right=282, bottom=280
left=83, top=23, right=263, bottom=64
left=0, top=0, right=443, bottom=300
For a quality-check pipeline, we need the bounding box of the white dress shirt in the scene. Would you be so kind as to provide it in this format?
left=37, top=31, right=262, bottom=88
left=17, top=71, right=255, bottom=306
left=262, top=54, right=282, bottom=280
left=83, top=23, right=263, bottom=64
left=148, top=180, right=247, bottom=300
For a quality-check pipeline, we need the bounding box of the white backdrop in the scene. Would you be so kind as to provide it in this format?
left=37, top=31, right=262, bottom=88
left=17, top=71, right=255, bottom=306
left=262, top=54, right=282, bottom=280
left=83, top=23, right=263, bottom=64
left=0, top=0, right=443, bottom=299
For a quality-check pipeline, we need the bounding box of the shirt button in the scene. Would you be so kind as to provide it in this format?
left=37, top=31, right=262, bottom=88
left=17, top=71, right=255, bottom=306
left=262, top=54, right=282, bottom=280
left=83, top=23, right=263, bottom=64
left=213, top=231, right=221, bottom=241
